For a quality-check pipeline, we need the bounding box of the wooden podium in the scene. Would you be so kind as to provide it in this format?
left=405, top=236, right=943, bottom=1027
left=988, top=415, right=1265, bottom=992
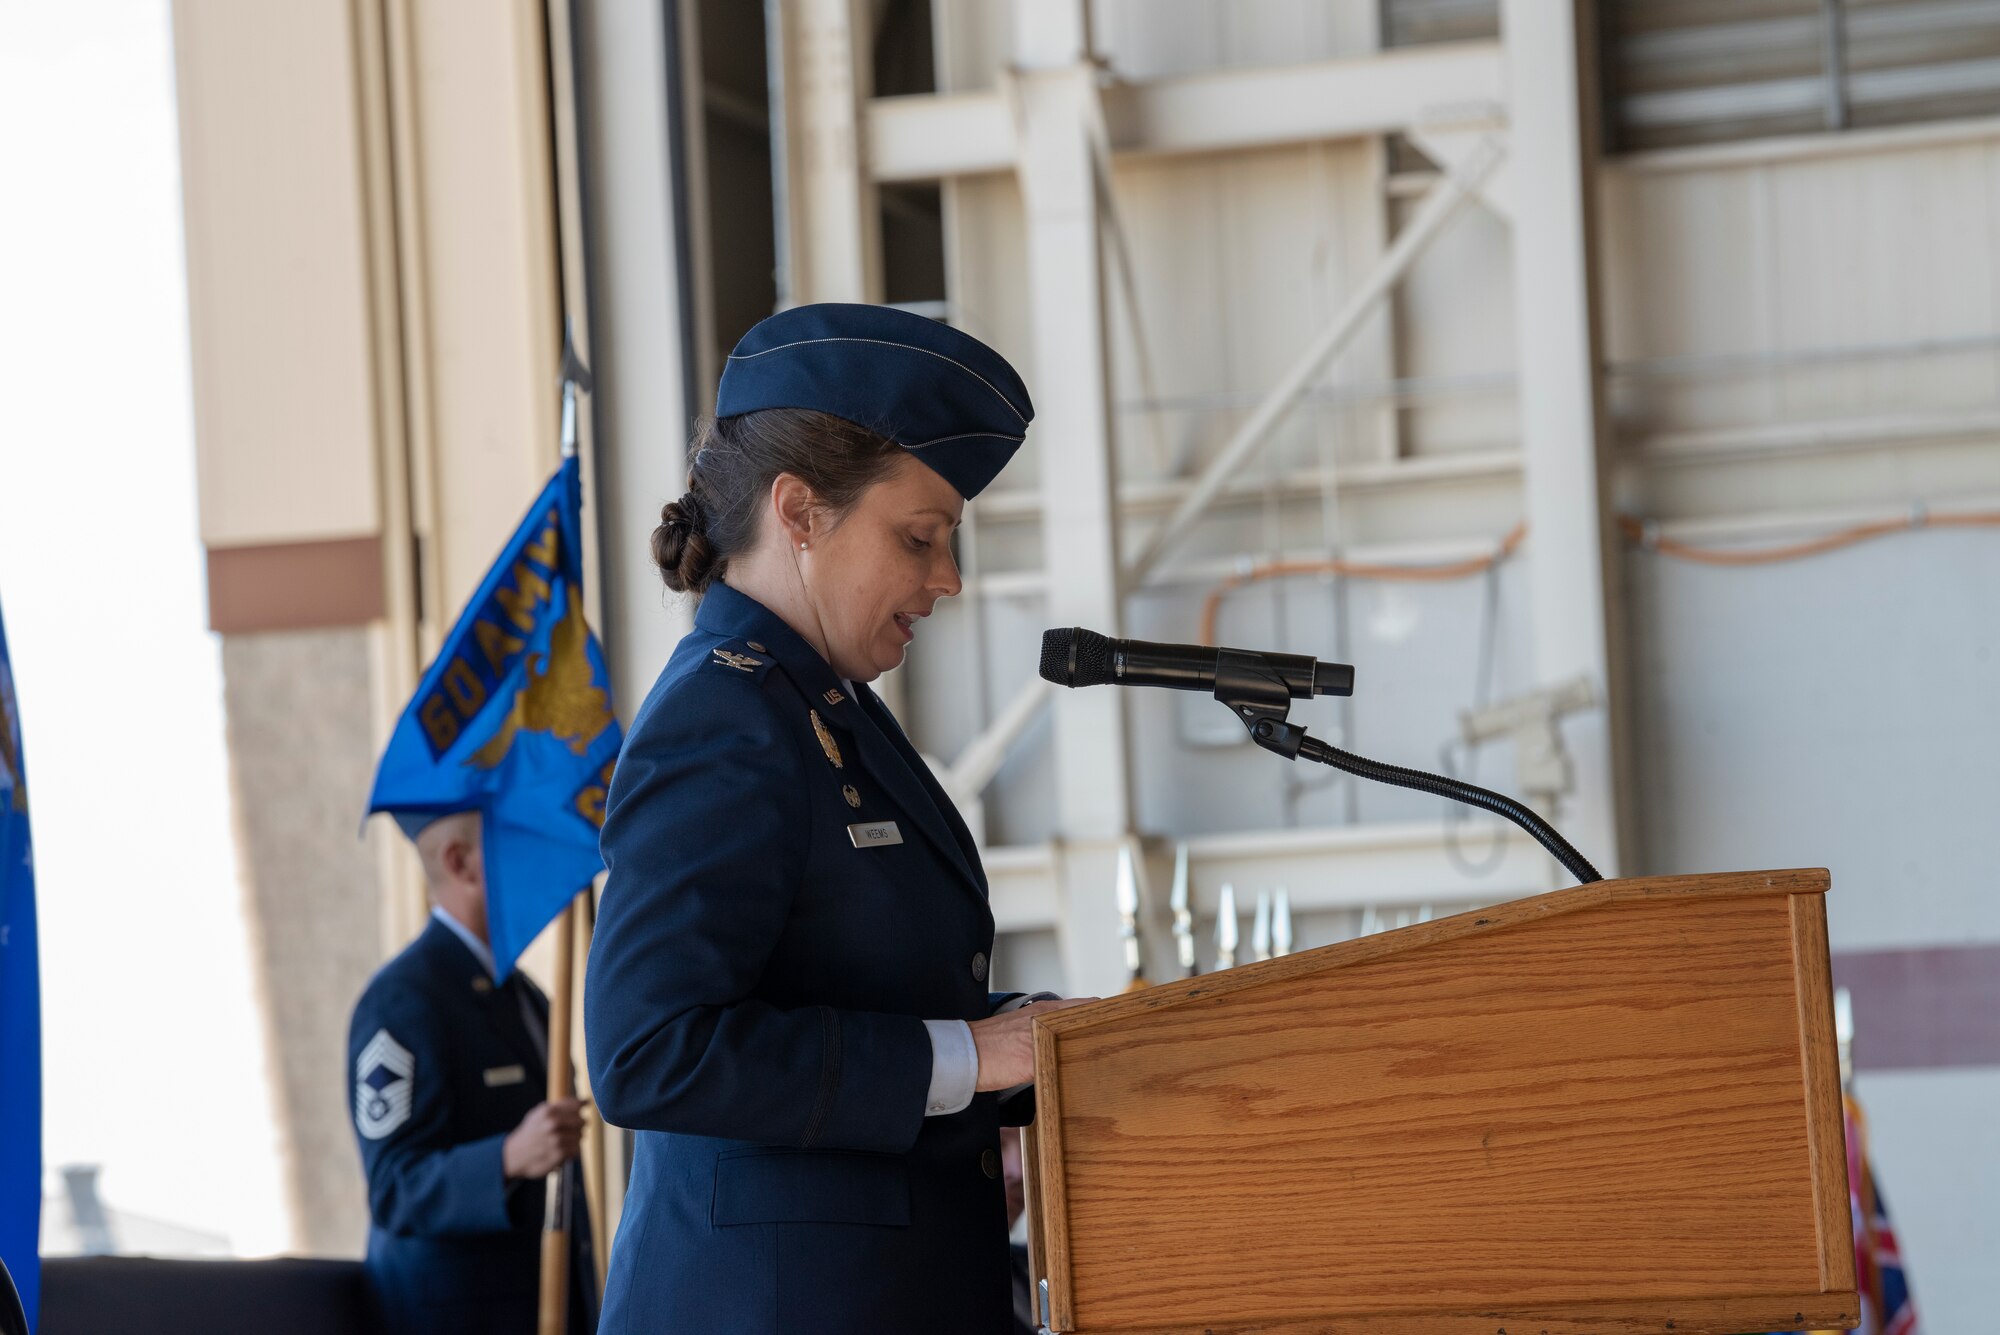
left=1022, top=869, right=1857, bottom=1334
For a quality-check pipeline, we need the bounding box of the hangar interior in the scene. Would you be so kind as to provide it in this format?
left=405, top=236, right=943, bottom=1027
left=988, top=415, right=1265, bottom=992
left=161, top=0, right=1999, bottom=1325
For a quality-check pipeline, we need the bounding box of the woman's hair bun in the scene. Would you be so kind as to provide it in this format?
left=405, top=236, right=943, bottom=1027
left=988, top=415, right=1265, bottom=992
left=652, top=491, right=718, bottom=594
left=653, top=411, right=901, bottom=599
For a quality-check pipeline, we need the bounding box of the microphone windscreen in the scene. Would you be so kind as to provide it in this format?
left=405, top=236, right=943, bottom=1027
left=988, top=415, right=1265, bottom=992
left=1039, top=627, right=1115, bottom=687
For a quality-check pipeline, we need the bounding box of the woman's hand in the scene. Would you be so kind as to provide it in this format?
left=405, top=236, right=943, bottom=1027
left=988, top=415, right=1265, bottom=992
left=970, top=997, right=1097, bottom=1091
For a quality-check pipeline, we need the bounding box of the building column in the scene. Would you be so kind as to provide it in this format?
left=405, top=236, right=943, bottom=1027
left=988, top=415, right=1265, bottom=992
left=1500, top=0, right=1633, bottom=878
left=1014, top=0, right=1133, bottom=995
left=769, top=0, right=882, bottom=309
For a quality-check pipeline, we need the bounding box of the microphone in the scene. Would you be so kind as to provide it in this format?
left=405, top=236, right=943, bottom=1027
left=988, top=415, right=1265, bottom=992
left=1039, top=627, right=1354, bottom=699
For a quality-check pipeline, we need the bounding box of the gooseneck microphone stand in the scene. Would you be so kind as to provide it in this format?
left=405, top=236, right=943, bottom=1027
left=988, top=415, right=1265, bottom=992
left=1042, top=629, right=1603, bottom=886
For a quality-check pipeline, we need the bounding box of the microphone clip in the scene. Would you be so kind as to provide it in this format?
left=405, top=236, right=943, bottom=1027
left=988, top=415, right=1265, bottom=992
left=1214, top=648, right=1308, bottom=760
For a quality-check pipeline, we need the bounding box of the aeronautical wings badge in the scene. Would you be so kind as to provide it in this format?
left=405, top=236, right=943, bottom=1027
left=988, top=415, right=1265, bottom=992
left=355, top=1029, right=415, bottom=1140
left=810, top=709, right=843, bottom=769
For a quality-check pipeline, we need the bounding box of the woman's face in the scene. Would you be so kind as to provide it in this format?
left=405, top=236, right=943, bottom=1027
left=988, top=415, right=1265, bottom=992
left=805, top=455, right=964, bottom=681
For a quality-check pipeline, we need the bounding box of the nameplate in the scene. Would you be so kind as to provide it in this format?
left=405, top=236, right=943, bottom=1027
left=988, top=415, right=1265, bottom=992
left=847, top=821, right=903, bottom=848
left=483, top=1064, right=526, bottom=1088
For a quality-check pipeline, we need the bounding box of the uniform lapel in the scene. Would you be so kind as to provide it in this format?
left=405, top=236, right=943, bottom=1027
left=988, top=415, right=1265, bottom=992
left=851, top=683, right=986, bottom=896
left=695, top=584, right=988, bottom=905
left=426, top=920, right=548, bottom=1078
left=483, top=977, right=549, bottom=1081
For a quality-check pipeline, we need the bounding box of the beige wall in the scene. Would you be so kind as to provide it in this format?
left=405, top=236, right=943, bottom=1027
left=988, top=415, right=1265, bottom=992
left=221, top=628, right=384, bottom=1255
left=172, top=0, right=385, bottom=552
left=173, top=0, right=574, bottom=1251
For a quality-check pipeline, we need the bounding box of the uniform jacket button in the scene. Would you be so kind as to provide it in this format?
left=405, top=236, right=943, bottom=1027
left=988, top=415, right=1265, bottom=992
left=970, top=951, right=988, bottom=982
left=981, top=1148, right=1001, bottom=1179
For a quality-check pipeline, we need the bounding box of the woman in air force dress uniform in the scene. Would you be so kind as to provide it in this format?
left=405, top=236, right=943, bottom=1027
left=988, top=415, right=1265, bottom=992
left=585, top=303, right=1089, bottom=1335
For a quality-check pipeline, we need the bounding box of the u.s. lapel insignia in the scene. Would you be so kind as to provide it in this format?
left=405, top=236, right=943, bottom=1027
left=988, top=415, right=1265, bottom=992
left=842, top=784, right=861, bottom=809
left=811, top=709, right=843, bottom=769
left=712, top=648, right=763, bottom=673
left=822, top=687, right=844, bottom=706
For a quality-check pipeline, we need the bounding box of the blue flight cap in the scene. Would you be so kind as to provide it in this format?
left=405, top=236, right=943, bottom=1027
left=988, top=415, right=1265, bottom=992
left=714, top=303, right=1033, bottom=500
left=391, top=809, right=470, bottom=842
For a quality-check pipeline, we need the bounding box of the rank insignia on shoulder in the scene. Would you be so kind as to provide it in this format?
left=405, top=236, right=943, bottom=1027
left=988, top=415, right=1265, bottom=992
left=811, top=710, right=843, bottom=769
left=355, top=1029, right=415, bottom=1140
left=843, top=784, right=861, bottom=809
left=822, top=688, right=844, bottom=706
left=712, top=648, right=763, bottom=673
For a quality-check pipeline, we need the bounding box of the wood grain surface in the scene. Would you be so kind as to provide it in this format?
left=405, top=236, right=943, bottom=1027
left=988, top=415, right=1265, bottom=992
left=1022, top=1119, right=1048, bottom=1329
left=1047, top=1289, right=1855, bottom=1335
left=1789, top=893, right=1856, bottom=1295
left=1029, top=870, right=1854, bottom=1334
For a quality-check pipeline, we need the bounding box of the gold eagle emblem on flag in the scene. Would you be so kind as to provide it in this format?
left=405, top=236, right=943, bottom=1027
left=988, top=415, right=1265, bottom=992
left=467, top=592, right=615, bottom=770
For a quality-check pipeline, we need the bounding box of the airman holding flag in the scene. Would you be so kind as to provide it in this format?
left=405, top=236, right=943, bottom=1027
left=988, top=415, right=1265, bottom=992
left=355, top=349, right=616, bottom=1334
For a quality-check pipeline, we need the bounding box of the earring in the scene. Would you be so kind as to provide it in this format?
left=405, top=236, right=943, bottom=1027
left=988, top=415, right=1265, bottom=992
left=799, top=541, right=808, bottom=550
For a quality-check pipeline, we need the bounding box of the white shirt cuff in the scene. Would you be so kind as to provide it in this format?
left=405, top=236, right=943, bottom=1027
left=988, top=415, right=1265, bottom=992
left=922, top=1019, right=979, bottom=1116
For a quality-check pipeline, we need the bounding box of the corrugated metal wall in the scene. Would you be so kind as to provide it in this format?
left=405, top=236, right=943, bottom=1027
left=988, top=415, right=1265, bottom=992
left=901, top=4, right=2000, bottom=1323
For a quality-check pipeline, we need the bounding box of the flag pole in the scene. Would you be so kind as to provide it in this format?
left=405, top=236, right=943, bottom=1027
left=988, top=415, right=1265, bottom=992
left=577, top=887, right=609, bottom=1296
left=537, top=896, right=576, bottom=1335
left=536, top=331, right=596, bottom=1335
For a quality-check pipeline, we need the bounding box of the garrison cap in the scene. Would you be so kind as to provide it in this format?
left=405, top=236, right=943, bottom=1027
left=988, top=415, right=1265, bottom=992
left=391, top=809, right=471, bottom=842
left=714, top=303, right=1033, bottom=500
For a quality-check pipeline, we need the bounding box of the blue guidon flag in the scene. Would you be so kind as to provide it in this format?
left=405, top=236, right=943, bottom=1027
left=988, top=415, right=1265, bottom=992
left=0, top=597, right=41, bottom=1329
left=368, top=456, right=622, bottom=975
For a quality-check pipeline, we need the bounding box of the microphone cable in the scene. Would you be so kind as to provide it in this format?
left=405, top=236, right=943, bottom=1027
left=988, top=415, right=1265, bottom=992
left=1293, top=735, right=1602, bottom=885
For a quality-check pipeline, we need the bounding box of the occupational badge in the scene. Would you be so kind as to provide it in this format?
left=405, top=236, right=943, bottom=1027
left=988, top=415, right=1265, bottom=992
left=355, top=1029, right=415, bottom=1140
left=811, top=709, right=843, bottom=769
left=843, top=784, right=861, bottom=809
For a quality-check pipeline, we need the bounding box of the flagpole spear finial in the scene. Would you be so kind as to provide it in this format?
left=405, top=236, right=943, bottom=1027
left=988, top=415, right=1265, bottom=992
left=559, top=321, right=594, bottom=459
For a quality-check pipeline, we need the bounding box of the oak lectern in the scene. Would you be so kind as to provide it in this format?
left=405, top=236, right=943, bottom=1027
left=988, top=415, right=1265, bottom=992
left=1022, top=869, right=1856, bottom=1334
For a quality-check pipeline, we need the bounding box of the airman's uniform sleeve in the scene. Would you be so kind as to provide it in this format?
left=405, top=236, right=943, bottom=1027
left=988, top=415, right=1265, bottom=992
left=349, top=978, right=518, bottom=1237
left=585, top=674, right=933, bottom=1154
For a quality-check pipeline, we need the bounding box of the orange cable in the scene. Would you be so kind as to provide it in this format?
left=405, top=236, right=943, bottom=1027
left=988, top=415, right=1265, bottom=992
left=1198, top=524, right=1527, bottom=644
left=1616, top=509, right=2000, bottom=567
left=1195, top=510, right=2000, bottom=645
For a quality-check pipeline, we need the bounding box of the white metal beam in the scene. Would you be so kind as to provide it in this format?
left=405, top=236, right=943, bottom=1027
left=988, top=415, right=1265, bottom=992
left=1407, top=126, right=1519, bottom=221
left=1124, top=136, right=1504, bottom=587
left=868, top=41, right=1505, bottom=183
left=769, top=0, right=881, bottom=304
left=1015, top=5, right=1127, bottom=839
left=1011, top=0, right=1136, bottom=998
left=974, top=446, right=1525, bottom=523
left=945, top=138, right=1505, bottom=803
left=986, top=822, right=1553, bottom=935
left=1500, top=0, right=1632, bottom=876
left=579, top=0, right=697, bottom=709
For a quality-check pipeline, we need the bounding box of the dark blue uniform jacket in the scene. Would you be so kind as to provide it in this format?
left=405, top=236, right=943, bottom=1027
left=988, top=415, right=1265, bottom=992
left=586, top=582, right=1018, bottom=1335
left=347, top=916, right=595, bottom=1335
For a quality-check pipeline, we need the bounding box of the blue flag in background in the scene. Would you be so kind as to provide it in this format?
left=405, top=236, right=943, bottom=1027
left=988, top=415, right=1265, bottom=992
left=368, top=457, right=622, bottom=975
left=0, top=598, right=41, bottom=1330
